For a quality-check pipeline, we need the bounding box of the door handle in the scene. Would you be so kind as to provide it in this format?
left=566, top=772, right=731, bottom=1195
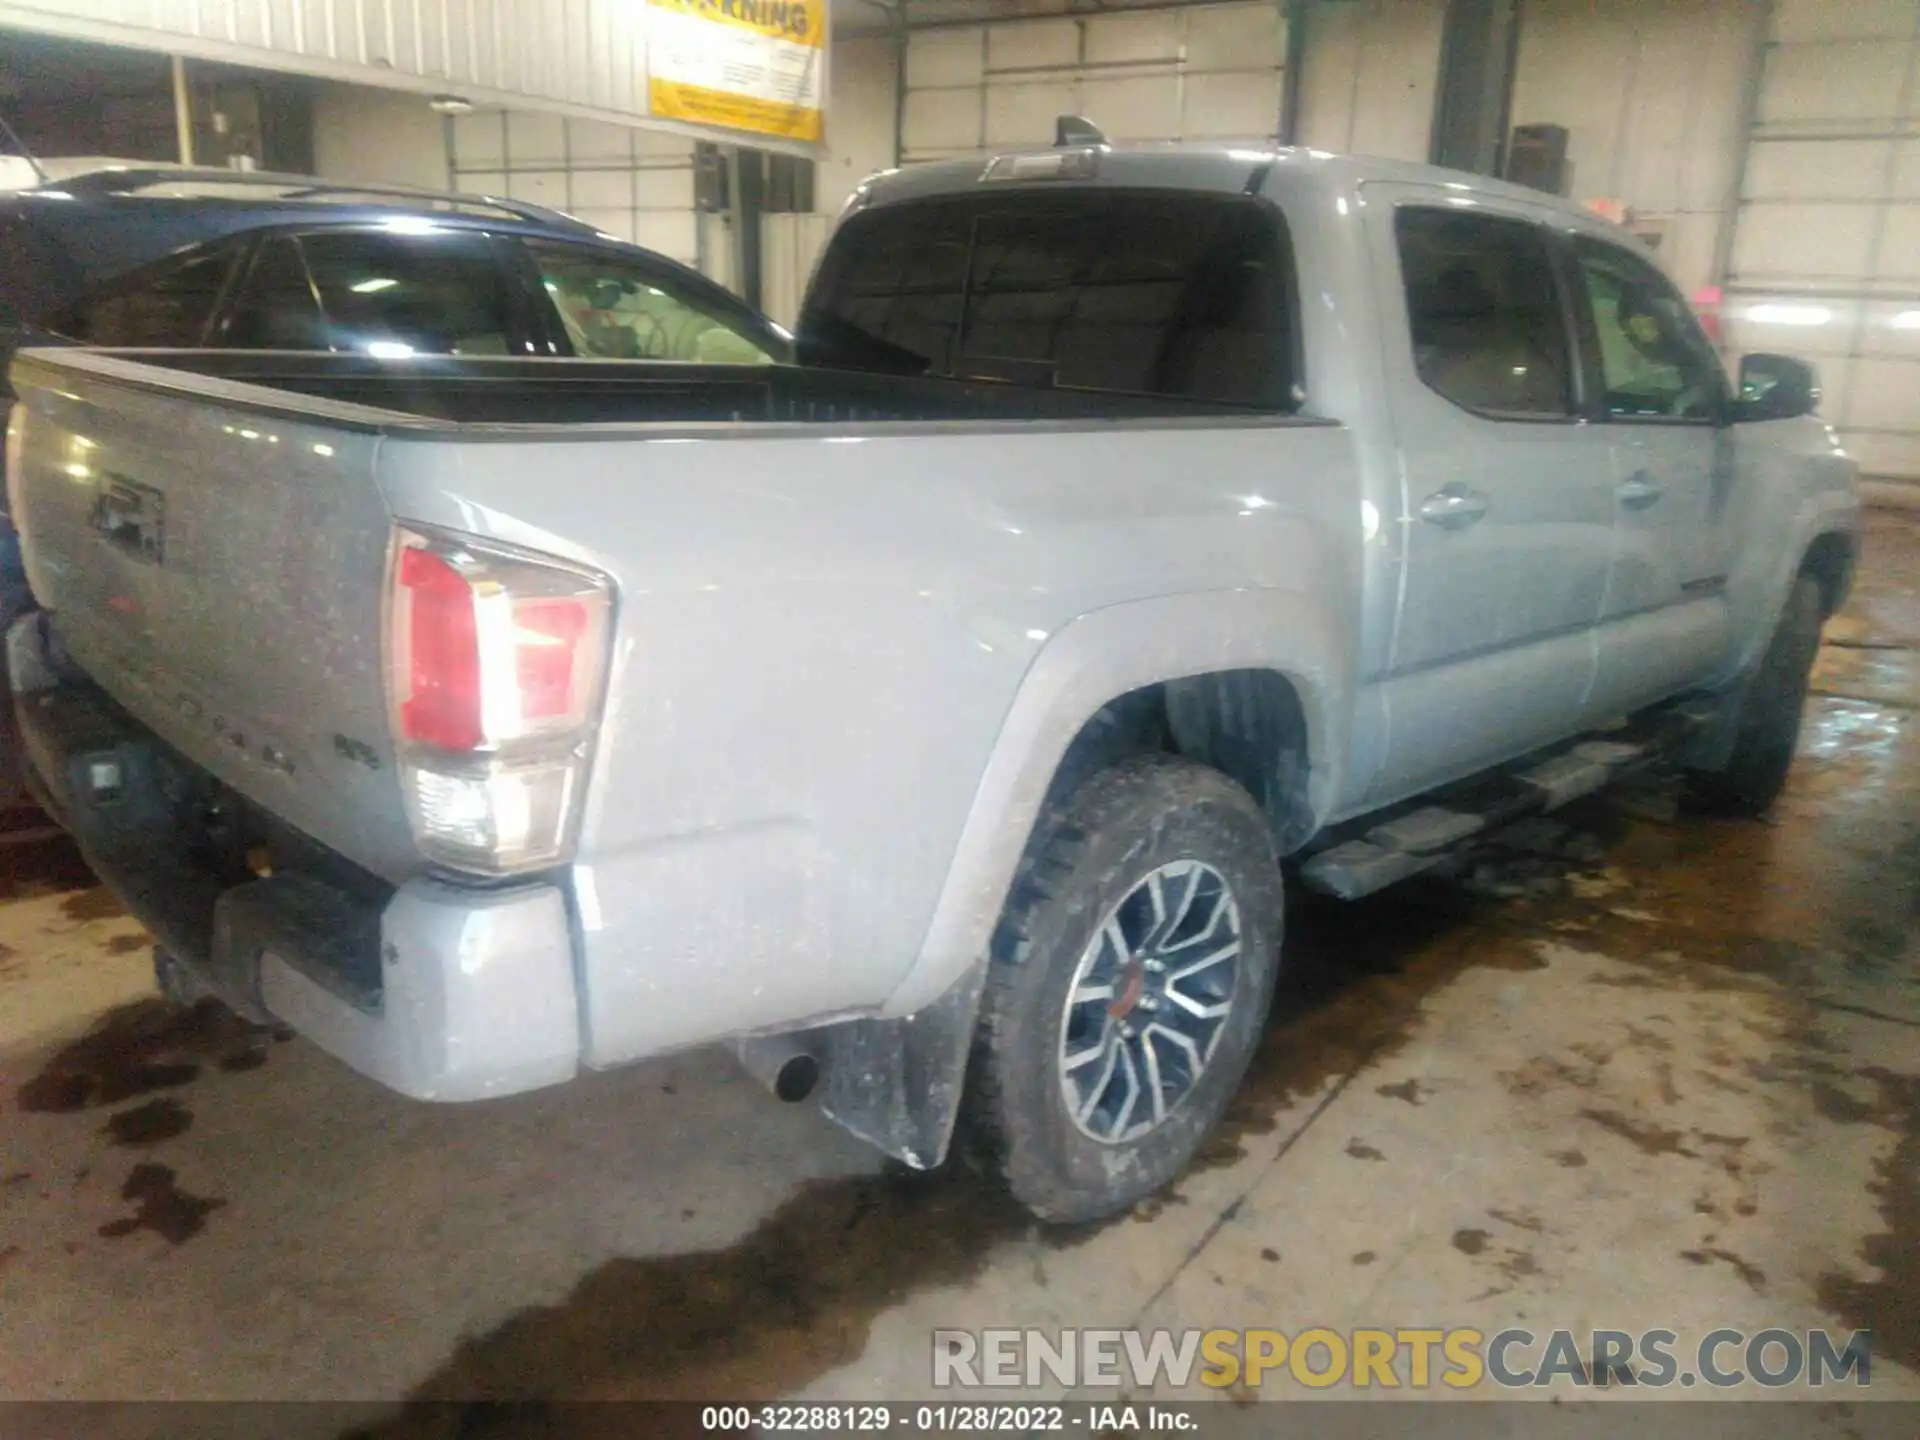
left=1617, top=472, right=1664, bottom=509
left=1418, top=486, right=1490, bottom=529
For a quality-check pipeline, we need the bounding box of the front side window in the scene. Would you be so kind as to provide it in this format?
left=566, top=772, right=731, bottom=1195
left=528, top=243, right=775, bottom=364
left=218, top=228, right=515, bottom=356
left=1396, top=207, right=1572, bottom=418
left=56, top=244, right=239, bottom=346
left=799, top=192, right=1297, bottom=409
left=1574, top=238, right=1724, bottom=420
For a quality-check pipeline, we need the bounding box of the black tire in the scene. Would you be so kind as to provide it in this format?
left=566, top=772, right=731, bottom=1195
left=965, top=755, right=1283, bottom=1224
left=1688, top=576, right=1824, bottom=816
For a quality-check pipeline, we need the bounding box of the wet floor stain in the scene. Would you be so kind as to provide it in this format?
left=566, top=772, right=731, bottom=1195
left=96, top=1162, right=226, bottom=1244
left=16, top=998, right=272, bottom=1113
left=0, top=833, right=96, bottom=902
left=1679, top=1246, right=1767, bottom=1292
left=104, top=934, right=148, bottom=956
left=1815, top=1066, right=1918, bottom=1371
left=58, top=887, right=125, bottom=924
left=103, top=1097, right=193, bottom=1147
left=1343, top=1138, right=1385, bottom=1161
left=357, top=1167, right=1084, bottom=1425
left=1452, top=1228, right=1490, bottom=1257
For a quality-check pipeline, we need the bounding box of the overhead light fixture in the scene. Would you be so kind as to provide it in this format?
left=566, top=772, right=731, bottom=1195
left=428, top=95, right=475, bottom=116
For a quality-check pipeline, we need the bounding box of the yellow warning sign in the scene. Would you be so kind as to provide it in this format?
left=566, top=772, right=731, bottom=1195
left=648, top=0, right=826, bottom=145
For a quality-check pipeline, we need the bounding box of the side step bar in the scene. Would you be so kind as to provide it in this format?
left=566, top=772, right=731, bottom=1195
left=1300, top=699, right=1715, bottom=901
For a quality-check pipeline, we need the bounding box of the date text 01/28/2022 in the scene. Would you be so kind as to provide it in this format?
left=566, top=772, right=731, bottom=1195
left=700, top=1404, right=1197, bottom=1432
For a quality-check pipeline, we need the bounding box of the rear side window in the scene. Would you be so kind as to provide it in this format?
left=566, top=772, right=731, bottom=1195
left=800, top=193, right=1297, bottom=409
left=55, top=244, right=239, bottom=347
left=218, top=229, right=516, bottom=356
left=1396, top=207, right=1572, bottom=418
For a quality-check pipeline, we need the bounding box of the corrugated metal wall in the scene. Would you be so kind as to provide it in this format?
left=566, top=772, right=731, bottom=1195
left=0, top=0, right=653, bottom=125
left=1723, top=0, right=1920, bottom=484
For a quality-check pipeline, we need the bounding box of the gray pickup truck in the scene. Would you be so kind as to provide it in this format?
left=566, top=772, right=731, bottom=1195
left=6, top=137, right=1859, bottom=1222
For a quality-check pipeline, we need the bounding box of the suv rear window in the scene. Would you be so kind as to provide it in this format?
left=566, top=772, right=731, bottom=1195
left=799, top=192, right=1297, bottom=409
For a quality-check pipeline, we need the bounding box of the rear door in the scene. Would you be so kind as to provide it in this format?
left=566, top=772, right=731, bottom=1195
left=1564, top=232, right=1736, bottom=718
left=1361, top=187, right=1615, bottom=805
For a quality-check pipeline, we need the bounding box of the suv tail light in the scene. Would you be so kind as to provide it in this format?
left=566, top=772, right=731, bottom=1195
left=387, top=526, right=613, bottom=876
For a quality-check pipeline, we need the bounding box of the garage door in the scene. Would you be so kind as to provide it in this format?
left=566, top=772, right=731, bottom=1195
left=901, top=3, right=1289, bottom=161
left=1723, top=0, right=1920, bottom=486
left=451, top=112, right=702, bottom=271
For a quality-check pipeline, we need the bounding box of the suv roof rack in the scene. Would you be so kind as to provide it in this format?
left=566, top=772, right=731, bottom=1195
left=50, top=165, right=596, bottom=232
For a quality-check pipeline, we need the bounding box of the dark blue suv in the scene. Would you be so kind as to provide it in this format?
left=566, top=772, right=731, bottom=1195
left=0, top=164, right=789, bottom=805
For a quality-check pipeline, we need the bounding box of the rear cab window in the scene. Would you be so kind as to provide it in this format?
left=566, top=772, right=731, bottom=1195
left=799, top=190, right=1299, bottom=409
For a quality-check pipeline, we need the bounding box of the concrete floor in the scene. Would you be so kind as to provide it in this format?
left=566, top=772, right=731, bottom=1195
left=0, top=515, right=1915, bottom=1431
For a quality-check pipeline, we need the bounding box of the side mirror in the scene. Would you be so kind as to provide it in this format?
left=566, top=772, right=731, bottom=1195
left=1735, top=353, right=1820, bottom=422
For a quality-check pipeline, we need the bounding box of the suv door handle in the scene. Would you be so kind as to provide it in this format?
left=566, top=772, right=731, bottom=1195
left=1617, top=472, right=1664, bottom=508
left=1418, top=486, right=1490, bottom=529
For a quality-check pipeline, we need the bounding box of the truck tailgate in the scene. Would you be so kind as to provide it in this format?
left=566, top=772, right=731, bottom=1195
left=7, top=350, right=417, bottom=881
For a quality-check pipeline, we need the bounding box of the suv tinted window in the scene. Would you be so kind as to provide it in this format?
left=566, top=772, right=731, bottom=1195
left=527, top=242, right=773, bottom=363
left=219, top=229, right=515, bottom=356
left=1397, top=207, right=1572, bottom=418
left=56, top=244, right=238, bottom=346
left=1574, top=237, right=1723, bottom=420
left=800, top=193, right=1297, bottom=408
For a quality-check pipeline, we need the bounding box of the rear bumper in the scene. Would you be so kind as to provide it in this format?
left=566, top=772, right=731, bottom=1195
left=10, top=617, right=581, bottom=1102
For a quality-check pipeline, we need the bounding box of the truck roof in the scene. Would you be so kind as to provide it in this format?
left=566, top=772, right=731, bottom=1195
left=854, top=142, right=1607, bottom=227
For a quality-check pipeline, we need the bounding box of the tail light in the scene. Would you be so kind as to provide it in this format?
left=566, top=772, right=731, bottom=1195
left=387, top=526, right=613, bottom=876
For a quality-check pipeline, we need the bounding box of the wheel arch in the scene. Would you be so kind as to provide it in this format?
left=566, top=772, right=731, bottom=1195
left=884, top=588, right=1347, bottom=1018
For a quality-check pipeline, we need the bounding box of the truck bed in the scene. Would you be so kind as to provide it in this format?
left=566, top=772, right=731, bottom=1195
left=62, top=350, right=1286, bottom=428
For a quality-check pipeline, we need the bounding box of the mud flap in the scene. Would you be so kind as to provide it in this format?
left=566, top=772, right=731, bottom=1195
left=817, top=961, right=987, bottom=1170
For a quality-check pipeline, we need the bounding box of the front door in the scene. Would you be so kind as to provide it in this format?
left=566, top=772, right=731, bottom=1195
left=1362, top=187, right=1617, bottom=806
left=1566, top=232, right=1736, bottom=719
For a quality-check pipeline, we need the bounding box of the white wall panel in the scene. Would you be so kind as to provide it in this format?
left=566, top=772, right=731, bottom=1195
left=1186, top=71, right=1285, bottom=140
left=1509, top=0, right=1755, bottom=295
left=985, top=81, right=1076, bottom=148
left=1743, top=140, right=1890, bottom=201
left=903, top=3, right=1289, bottom=162
left=1727, top=0, right=1920, bottom=482
left=450, top=110, right=701, bottom=270
left=1081, top=75, right=1182, bottom=140
left=1296, top=0, right=1443, bottom=163
left=1732, top=203, right=1879, bottom=279
left=1758, top=42, right=1909, bottom=125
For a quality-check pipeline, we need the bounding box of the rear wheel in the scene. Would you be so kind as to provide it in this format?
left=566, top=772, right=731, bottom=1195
left=1688, top=576, right=1824, bottom=816
left=965, top=756, right=1283, bottom=1224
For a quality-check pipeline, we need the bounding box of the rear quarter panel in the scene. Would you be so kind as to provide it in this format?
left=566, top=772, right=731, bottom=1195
left=375, top=417, right=1362, bottom=1063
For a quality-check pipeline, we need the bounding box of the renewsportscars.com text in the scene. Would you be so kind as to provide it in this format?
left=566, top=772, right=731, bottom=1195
left=932, top=1326, right=1873, bottom=1391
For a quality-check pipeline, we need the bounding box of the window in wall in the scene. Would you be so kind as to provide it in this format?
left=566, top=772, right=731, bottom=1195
left=799, top=192, right=1298, bottom=409
left=528, top=243, right=775, bottom=363
left=1396, top=207, right=1572, bottom=418
left=1574, top=237, right=1724, bottom=421
left=55, top=245, right=239, bottom=347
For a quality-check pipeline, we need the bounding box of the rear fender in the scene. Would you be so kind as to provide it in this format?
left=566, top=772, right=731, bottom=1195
left=885, top=586, right=1346, bottom=1021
